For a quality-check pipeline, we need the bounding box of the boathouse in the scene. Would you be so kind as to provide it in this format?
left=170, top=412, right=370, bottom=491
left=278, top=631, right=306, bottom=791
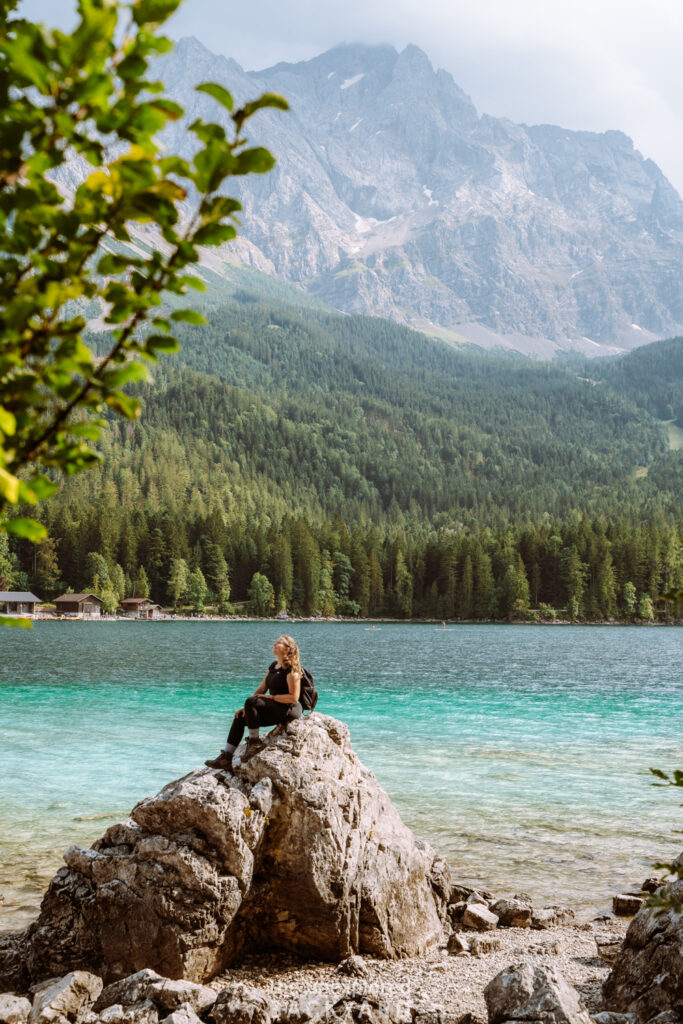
left=120, top=597, right=162, bottom=619
left=0, top=591, right=41, bottom=614
left=54, top=593, right=103, bottom=617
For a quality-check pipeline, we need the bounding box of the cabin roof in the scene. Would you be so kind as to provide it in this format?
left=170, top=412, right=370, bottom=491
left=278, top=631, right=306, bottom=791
left=54, top=593, right=103, bottom=604
left=0, top=591, right=41, bottom=602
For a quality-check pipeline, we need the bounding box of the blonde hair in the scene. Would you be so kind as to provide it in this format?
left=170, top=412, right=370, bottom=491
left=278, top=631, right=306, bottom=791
left=276, top=634, right=302, bottom=677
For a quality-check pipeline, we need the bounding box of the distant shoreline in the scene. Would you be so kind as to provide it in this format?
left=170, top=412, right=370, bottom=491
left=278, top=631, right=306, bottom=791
left=5, top=613, right=680, bottom=626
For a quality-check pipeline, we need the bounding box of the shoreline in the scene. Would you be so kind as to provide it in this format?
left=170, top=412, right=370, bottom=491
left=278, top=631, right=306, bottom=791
left=4, top=614, right=680, bottom=626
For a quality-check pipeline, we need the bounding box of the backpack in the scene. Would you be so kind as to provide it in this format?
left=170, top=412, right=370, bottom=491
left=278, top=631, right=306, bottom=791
left=299, top=667, right=318, bottom=711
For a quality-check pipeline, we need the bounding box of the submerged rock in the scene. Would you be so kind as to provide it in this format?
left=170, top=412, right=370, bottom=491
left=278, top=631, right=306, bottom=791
left=4, top=715, right=450, bottom=986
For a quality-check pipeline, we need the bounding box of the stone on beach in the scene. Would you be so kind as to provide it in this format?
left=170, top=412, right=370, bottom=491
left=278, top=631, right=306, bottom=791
left=602, top=878, right=683, bottom=1023
left=530, top=907, right=575, bottom=930
left=490, top=897, right=532, bottom=929
left=3, top=715, right=450, bottom=987
left=462, top=905, right=499, bottom=931
left=484, top=962, right=592, bottom=1024
left=210, top=986, right=273, bottom=1024
left=158, top=1006, right=203, bottom=1024
left=28, top=972, right=102, bottom=1024
left=611, top=896, right=644, bottom=917
left=98, top=1001, right=159, bottom=1024
left=0, top=995, right=32, bottom=1024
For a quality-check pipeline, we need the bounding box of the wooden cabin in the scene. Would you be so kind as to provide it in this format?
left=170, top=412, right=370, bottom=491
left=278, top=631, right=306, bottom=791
left=119, top=597, right=162, bottom=619
left=54, top=593, right=103, bottom=618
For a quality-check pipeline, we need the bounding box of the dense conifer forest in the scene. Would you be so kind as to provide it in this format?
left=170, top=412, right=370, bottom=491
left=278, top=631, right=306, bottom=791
left=3, top=297, right=681, bottom=621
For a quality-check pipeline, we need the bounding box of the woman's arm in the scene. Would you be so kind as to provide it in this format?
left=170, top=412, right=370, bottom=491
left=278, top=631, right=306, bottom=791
left=270, top=670, right=301, bottom=704
left=253, top=673, right=268, bottom=696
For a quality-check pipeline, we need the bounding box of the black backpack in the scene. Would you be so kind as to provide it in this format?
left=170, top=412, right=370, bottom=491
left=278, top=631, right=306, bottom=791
left=299, top=667, right=318, bottom=711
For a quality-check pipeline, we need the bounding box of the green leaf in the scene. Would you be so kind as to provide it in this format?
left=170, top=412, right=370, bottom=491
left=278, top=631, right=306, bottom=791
left=170, top=309, right=206, bottom=325
left=236, top=93, right=289, bottom=121
left=0, top=468, right=20, bottom=504
left=105, top=392, right=141, bottom=418
left=193, top=223, right=237, bottom=246
left=196, top=83, right=234, bottom=111
left=234, top=147, right=276, bottom=175
left=0, top=617, right=32, bottom=629
left=0, top=407, right=16, bottom=436
left=27, top=475, right=58, bottom=501
left=146, top=334, right=180, bottom=353
left=132, top=0, right=183, bottom=26
left=4, top=517, right=48, bottom=542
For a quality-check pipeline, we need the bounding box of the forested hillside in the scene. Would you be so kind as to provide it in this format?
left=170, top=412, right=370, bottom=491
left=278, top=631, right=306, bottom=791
left=4, top=302, right=681, bottom=621
left=585, top=338, right=683, bottom=425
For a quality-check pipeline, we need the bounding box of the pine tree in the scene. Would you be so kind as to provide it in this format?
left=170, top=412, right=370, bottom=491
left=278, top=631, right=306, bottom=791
left=133, top=565, right=150, bottom=599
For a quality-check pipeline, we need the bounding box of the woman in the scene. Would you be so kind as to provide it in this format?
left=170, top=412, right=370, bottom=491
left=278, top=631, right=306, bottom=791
left=205, top=635, right=303, bottom=773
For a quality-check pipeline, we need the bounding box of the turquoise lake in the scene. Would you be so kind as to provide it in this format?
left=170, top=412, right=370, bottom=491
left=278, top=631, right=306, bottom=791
left=1, top=620, right=681, bottom=931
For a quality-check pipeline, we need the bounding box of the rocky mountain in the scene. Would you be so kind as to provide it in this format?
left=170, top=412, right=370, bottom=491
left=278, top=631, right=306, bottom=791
left=154, top=38, right=683, bottom=357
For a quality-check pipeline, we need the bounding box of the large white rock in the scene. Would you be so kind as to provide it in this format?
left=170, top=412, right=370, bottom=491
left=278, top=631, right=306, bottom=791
left=10, top=715, right=450, bottom=985
left=0, top=994, right=32, bottom=1024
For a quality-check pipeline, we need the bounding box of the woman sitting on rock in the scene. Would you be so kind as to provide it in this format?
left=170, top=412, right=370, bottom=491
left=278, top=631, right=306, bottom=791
left=205, top=635, right=303, bottom=773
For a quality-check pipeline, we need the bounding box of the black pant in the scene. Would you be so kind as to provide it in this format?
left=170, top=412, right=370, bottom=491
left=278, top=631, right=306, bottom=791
left=227, top=695, right=302, bottom=747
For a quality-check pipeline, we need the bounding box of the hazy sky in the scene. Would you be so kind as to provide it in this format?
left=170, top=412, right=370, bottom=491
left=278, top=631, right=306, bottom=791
left=19, top=0, right=683, bottom=197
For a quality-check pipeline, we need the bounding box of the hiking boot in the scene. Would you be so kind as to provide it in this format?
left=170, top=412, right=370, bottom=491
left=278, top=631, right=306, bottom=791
left=241, top=737, right=266, bottom=762
left=204, top=750, right=233, bottom=771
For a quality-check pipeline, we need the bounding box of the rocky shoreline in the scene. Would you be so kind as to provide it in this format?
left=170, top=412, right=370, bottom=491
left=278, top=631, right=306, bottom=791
left=1, top=714, right=680, bottom=1024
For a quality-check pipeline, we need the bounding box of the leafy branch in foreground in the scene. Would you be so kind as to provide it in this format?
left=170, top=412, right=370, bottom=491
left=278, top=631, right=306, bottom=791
left=646, top=768, right=683, bottom=915
left=0, top=0, right=287, bottom=545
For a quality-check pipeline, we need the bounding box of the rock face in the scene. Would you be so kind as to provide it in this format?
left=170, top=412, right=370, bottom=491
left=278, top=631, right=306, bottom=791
left=143, top=38, right=683, bottom=356
left=3, top=715, right=449, bottom=987
left=602, top=879, right=683, bottom=1022
left=484, top=963, right=593, bottom=1024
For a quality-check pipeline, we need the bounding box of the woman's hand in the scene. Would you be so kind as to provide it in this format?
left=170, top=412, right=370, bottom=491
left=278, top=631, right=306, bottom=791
left=234, top=708, right=245, bottom=719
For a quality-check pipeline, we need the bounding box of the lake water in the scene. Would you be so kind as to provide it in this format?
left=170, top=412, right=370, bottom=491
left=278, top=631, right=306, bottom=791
left=1, top=621, right=681, bottom=931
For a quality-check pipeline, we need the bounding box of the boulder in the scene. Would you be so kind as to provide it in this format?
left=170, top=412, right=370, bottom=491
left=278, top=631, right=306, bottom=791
left=602, top=879, right=683, bottom=1023
left=594, top=935, right=623, bottom=965
left=158, top=1007, right=202, bottom=1024
left=28, top=973, right=102, bottom=1024
left=446, top=933, right=471, bottom=954
left=471, top=935, right=501, bottom=956
left=0, top=994, right=32, bottom=1024
left=484, top=963, right=592, bottom=1024
left=611, top=896, right=644, bottom=917
left=0, top=933, right=30, bottom=994
left=530, top=906, right=575, bottom=930
left=95, top=974, right=163, bottom=1014
left=490, top=897, right=532, bottom=929
left=146, top=982, right=215, bottom=1016
left=211, top=986, right=273, bottom=1024
left=335, top=956, right=368, bottom=978
left=462, top=905, right=498, bottom=931
left=98, top=1002, right=158, bottom=1024
left=592, top=1014, right=635, bottom=1024
left=9, top=716, right=449, bottom=986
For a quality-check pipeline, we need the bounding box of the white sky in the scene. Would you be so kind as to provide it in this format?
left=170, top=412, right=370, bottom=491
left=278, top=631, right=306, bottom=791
left=19, top=0, right=683, bottom=197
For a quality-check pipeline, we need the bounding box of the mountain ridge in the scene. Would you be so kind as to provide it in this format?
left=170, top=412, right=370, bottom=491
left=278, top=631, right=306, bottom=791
left=149, top=37, right=683, bottom=358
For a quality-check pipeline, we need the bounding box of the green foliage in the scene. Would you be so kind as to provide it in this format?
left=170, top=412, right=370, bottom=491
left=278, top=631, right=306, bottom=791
left=646, top=768, right=683, bottom=915
left=247, top=571, right=275, bottom=616
left=0, top=0, right=286, bottom=548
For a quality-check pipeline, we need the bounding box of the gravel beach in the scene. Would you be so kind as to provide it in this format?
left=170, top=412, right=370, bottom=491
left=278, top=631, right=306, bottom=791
left=211, top=919, right=629, bottom=1020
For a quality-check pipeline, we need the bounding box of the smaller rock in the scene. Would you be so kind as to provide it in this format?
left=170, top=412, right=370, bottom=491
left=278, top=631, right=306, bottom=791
left=642, top=1013, right=681, bottom=1024
left=490, top=898, right=532, bottom=929
left=98, top=1002, right=159, bottom=1024
left=211, top=986, right=273, bottom=1024
left=595, top=935, right=623, bottom=965
left=531, top=906, right=575, bottom=929
left=462, top=904, right=498, bottom=931
left=336, top=956, right=368, bottom=979
left=466, top=892, right=490, bottom=907
left=592, top=1013, right=636, bottom=1024
left=447, top=934, right=471, bottom=954
left=612, top=894, right=644, bottom=916
left=470, top=935, right=501, bottom=956
left=29, top=973, right=103, bottom=1024
left=278, top=993, right=329, bottom=1024
left=0, top=994, right=32, bottom=1024
left=639, top=878, right=662, bottom=894
left=484, top=963, right=592, bottom=1024
left=448, top=902, right=467, bottom=923
left=95, top=974, right=163, bottom=1015
left=449, top=885, right=476, bottom=903
left=147, top=982, right=215, bottom=1016
left=159, top=1006, right=202, bottom=1024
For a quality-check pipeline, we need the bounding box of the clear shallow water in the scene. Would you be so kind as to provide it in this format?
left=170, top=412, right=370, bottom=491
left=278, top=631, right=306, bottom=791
left=1, top=621, right=681, bottom=930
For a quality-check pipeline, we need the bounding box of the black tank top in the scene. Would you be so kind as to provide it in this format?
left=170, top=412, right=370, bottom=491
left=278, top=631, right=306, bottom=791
left=266, top=661, right=292, bottom=696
